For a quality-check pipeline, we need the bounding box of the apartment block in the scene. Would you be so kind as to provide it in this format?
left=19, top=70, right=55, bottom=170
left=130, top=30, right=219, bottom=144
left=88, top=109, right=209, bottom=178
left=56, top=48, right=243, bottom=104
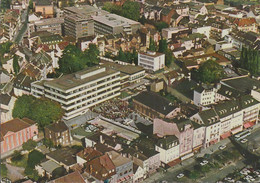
left=31, top=66, right=121, bottom=120
left=138, top=51, right=165, bottom=72
left=64, top=5, right=108, bottom=39
left=93, top=14, right=141, bottom=35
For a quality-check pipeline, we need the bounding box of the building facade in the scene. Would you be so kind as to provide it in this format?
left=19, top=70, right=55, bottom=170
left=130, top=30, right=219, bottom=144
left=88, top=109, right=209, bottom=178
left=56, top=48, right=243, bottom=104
left=1, top=118, right=38, bottom=155
left=31, top=66, right=121, bottom=120
left=138, top=51, right=165, bottom=72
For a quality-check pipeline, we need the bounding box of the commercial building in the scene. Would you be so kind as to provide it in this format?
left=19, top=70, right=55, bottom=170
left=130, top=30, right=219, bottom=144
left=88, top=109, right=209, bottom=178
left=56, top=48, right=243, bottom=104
left=93, top=14, right=141, bottom=35
left=64, top=5, right=108, bottom=39
left=138, top=51, right=165, bottom=72
left=29, top=17, right=64, bottom=35
left=31, top=66, right=121, bottom=120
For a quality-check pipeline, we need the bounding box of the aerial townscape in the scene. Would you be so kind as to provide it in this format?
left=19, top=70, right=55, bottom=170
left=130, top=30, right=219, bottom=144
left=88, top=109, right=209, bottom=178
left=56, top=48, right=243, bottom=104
left=0, top=0, right=260, bottom=182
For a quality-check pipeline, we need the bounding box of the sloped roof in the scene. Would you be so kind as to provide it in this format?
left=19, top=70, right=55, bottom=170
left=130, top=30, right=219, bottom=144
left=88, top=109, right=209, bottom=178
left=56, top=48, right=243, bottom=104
left=234, top=18, right=256, bottom=27
left=49, top=171, right=85, bottom=183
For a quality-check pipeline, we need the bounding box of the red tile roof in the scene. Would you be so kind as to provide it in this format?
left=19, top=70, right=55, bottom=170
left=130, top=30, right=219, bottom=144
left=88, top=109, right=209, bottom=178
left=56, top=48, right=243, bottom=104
left=49, top=171, right=85, bottom=183
left=76, top=147, right=102, bottom=162
left=0, top=118, right=36, bottom=142
left=234, top=18, right=256, bottom=27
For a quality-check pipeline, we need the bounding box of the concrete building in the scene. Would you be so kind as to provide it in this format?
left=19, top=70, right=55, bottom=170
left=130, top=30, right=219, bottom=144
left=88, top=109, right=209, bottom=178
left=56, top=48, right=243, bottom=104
left=0, top=118, right=38, bottom=155
left=155, top=135, right=180, bottom=165
left=193, top=85, right=217, bottom=106
left=31, top=66, right=121, bottom=120
left=29, top=17, right=64, bottom=35
left=0, top=94, right=16, bottom=123
left=93, top=14, right=141, bottom=35
left=33, top=0, right=54, bottom=18
left=64, top=5, right=108, bottom=39
left=138, top=51, right=165, bottom=72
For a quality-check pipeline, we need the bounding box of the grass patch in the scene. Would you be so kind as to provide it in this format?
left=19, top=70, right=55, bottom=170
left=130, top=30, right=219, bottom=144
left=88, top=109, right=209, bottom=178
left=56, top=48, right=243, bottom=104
left=11, top=154, right=28, bottom=168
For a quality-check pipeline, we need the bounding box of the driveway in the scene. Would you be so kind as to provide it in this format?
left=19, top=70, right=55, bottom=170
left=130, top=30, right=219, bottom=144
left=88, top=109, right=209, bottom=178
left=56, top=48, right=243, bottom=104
left=5, top=163, right=24, bottom=182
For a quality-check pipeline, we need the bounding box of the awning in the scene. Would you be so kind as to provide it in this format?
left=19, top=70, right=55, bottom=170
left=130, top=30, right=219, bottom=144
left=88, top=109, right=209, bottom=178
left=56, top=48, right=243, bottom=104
left=243, top=122, right=255, bottom=129
left=210, top=139, right=218, bottom=145
left=231, top=126, right=242, bottom=134
left=167, top=158, right=181, bottom=167
left=220, top=131, right=231, bottom=139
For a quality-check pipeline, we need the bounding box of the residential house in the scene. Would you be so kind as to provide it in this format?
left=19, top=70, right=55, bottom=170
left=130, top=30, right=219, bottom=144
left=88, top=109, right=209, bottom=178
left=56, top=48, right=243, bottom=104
left=0, top=94, right=16, bottom=123
left=153, top=118, right=194, bottom=157
left=33, top=0, right=54, bottom=18
left=49, top=171, right=86, bottom=183
left=76, top=147, right=103, bottom=166
left=107, top=150, right=133, bottom=183
left=192, top=122, right=205, bottom=152
left=233, top=18, right=258, bottom=33
left=44, top=121, right=71, bottom=146
left=13, top=73, right=36, bottom=96
left=193, top=84, right=217, bottom=106
left=85, top=153, right=117, bottom=183
left=133, top=164, right=144, bottom=183
left=35, top=159, right=61, bottom=178
left=155, top=135, right=180, bottom=166
left=132, top=91, right=180, bottom=120
left=0, top=118, right=38, bottom=155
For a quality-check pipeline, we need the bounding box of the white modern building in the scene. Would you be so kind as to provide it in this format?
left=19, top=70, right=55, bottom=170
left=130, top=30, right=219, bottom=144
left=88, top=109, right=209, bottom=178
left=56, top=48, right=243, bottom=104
left=193, top=85, right=217, bottom=106
left=31, top=66, right=121, bottom=120
left=138, top=51, right=165, bottom=72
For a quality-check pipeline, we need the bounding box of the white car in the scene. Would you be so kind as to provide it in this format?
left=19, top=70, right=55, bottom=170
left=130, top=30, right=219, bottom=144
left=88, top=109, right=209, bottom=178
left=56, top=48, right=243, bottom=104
left=177, top=173, right=184, bottom=179
left=241, top=139, right=248, bottom=143
left=200, top=160, right=209, bottom=166
left=219, top=145, right=226, bottom=150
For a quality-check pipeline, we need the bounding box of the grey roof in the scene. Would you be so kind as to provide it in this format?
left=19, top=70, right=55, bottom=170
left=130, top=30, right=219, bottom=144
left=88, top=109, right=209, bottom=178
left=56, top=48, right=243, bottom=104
left=45, top=121, right=68, bottom=133
left=46, top=147, right=78, bottom=166
left=40, top=159, right=61, bottom=173
left=133, top=91, right=178, bottom=116
left=221, top=76, right=260, bottom=93
left=34, top=0, right=52, bottom=6
left=0, top=94, right=11, bottom=105
left=198, top=109, right=219, bottom=126
left=217, top=85, right=242, bottom=99
left=107, top=150, right=132, bottom=167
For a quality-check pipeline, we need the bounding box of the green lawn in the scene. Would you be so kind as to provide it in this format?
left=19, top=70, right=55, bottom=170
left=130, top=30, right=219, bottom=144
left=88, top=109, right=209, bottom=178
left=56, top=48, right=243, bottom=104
left=11, top=154, right=28, bottom=168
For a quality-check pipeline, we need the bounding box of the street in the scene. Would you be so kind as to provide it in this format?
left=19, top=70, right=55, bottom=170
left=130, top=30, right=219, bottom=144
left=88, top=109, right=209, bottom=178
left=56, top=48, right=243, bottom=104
left=14, top=8, right=28, bottom=44
left=144, top=125, right=260, bottom=183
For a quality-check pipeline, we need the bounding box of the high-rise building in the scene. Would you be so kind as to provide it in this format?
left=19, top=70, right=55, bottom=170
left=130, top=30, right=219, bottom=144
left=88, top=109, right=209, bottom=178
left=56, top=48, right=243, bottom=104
left=31, top=66, right=121, bottom=120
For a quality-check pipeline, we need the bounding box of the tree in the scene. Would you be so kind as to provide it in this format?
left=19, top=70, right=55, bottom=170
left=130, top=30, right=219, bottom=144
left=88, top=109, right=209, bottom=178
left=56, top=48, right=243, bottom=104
left=239, top=47, right=260, bottom=76
left=102, top=2, right=122, bottom=15
left=149, top=38, right=157, bottom=52
left=12, top=95, right=35, bottom=119
left=58, top=44, right=100, bottom=74
left=198, top=60, right=225, bottom=83
left=122, top=0, right=140, bottom=21
left=117, top=48, right=127, bottom=62
left=158, top=39, right=168, bottom=53
left=0, top=163, right=7, bottom=177
left=43, top=138, right=54, bottom=148
left=27, top=150, right=45, bottom=169
left=155, top=22, right=169, bottom=31
left=11, top=150, right=23, bottom=163
left=13, top=55, right=20, bottom=75
left=132, top=48, right=138, bottom=65
left=0, top=0, right=11, bottom=9
left=12, top=95, right=64, bottom=129
left=52, top=167, right=67, bottom=179
left=22, top=139, right=37, bottom=151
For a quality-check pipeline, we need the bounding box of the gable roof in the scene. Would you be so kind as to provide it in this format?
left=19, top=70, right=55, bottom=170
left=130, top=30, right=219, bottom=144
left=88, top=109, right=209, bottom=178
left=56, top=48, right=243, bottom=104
left=1, top=118, right=36, bottom=141
left=46, top=147, right=78, bottom=166
left=45, top=121, right=68, bottom=133
left=0, top=94, right=12, bottom=105
left=156, top=135, right=179, bottom=150
left=49, top=171, right=85, bottom=183
left=234, top=18, right=256, bottom=27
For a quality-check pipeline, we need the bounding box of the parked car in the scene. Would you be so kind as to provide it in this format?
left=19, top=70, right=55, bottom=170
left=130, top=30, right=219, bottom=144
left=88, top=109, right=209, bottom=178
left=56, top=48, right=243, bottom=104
left=241, top=139, right=248, bottom=143
left=200, top=160, right=209, bottom=166
left=177, top=173, right=184, bottom=179
left=219, top=145, right=226, bottom=150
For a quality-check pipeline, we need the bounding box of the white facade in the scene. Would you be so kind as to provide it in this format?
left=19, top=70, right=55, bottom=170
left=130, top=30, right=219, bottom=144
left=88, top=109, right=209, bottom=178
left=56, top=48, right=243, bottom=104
left=215, top=41, right=233, bottom=51
left=193, top=88, right=216, bottom=106
left=138, top=52, right=165, bottom=72
left=31, top=66, right=121, bottom=120
left=192, top=26, right=211, bottom=39
left=155, top=141, right=179, bottom=164
left=133, top=166, right=145, bottom=183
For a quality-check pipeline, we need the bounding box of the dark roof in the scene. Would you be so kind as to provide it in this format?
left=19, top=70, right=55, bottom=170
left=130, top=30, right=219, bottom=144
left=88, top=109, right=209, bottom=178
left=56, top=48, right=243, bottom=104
left=156, top=135, right=179, bottom=150
left=13, top=73, right=36, bottom=90
left=217, top=84, right=242, bottom=99
left=133, top=91, right=178, bottom=116
left=221, top=76, right=260, bottom=93
left=198, top=109, right=219, bottom=126
left=34, top=0, right=52, bottom=6
left=46, top=147, right=78, bottom=166
left=0, top=94, right=11, bottom=105
left=45, top=121, right=68, bottom=133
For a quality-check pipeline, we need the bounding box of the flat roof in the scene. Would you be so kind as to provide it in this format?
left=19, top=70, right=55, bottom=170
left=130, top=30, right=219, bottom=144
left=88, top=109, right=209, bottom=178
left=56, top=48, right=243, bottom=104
left=34, top=17, right=64, bottom=26
left=139, top=51, right=165, bottom=58
left=64, top=5, right=108, bottom=19
left=44, top=66, right=119, bottom=92
left=93, top=13, right=139, bottom=28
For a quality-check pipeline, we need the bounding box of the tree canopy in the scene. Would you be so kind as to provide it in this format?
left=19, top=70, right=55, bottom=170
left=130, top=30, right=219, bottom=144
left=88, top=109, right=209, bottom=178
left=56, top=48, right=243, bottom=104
left=0, top=0, right=11, bottom=9
left=149, top=38, right=157, bottom=52
left=13, top=55, right=20, bottom=75
left=58, top=44, right=99, bottom=74
left=239, top=47, right=260, bottom=76
left=102, top=0, right=140, bottom=21
left=158, top=39, right=174, bottom=67
left=22, top=139, right=37, bottom=151
left=197, top=60, right=225, bottom=83
left=12, top=95, right=64, bottom=129
left=116, top=48, right=138, bottom=65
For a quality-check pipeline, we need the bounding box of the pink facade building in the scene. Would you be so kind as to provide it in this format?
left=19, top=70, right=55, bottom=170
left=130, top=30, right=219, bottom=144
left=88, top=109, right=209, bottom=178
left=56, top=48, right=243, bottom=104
left=153, top=118, right=194, bottom=157
left=1, top=118, right=38, bottom=155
